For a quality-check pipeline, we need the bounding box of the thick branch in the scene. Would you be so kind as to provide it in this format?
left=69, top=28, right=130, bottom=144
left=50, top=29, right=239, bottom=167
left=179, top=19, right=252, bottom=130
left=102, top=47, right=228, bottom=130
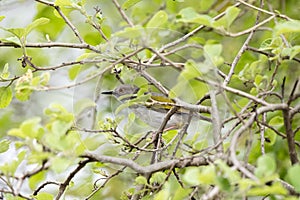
left=83, top=153, right=210, bottom=175
left=283, top=109, right=298, bottom=165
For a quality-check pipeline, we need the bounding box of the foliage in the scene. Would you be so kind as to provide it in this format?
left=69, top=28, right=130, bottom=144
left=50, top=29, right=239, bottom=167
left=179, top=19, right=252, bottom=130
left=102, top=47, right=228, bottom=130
left=0, top=0, right=300, bottom=199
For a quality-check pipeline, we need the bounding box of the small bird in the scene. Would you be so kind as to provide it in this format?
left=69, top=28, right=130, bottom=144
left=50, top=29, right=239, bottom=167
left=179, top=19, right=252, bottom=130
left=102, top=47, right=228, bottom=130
left=101, top=84, right=190, bottom=130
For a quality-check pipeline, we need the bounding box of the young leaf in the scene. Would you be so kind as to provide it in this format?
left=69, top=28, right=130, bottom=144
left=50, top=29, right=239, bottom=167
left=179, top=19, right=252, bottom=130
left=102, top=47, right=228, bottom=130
left=114, top=26, right=143, bottom=39
left=0, top=63, right=10, bottom=79
left=122, top=0, right=142, bottom=10
left=212, top=6, right=240, bottom=29
left=55, top=0, right=72, bottom=6
left=287, top=164, right=300, bottom=192
left=147, top=10, right=168, bottom=28
left=255, top=154, right=276, bottom=178
left=150, top=172, right=167, bottom=184
left=0, top=87, right=12, bottom=109
left=25, top=18, right=49, bottom=36
left=35, top=192, right=54, bottom=200
left=68, top=65, right=81, bottom=80
left=290, top=45, right=300, bottom=59
left=177, top=7, right=212, bottom=26
left=29, top=171, right=46, bottom=190
left=204, top=43, right=224, bottom=67
left=5, top=28, right=25, bottom=39
left=0, top=139, right=10, bottom=153
left=135, top=176, right=147, bottom=185
left=275, top=20, right=300, bottom=35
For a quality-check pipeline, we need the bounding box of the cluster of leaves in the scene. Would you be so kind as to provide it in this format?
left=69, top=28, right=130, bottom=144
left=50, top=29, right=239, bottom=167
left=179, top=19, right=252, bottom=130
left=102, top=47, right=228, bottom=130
left=0, top=0, right=300, bottom=199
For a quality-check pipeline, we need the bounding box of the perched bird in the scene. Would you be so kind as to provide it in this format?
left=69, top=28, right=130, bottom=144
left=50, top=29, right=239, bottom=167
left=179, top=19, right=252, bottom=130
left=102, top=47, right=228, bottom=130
left=101, top=84, right=190, bottom=130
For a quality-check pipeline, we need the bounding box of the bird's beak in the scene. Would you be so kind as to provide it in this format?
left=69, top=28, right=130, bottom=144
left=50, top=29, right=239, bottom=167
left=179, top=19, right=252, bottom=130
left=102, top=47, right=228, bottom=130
left=101, top=90, right=114, bottom=95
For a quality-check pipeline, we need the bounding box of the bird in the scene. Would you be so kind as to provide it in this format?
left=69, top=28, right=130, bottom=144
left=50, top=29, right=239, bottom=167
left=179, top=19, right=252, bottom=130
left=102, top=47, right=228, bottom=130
left=101, top=84, right=191, bottom=130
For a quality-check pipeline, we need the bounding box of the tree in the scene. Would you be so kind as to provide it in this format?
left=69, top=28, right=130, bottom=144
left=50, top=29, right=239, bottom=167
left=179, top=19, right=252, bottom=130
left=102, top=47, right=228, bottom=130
left=0, top=0, right=300, bottom=199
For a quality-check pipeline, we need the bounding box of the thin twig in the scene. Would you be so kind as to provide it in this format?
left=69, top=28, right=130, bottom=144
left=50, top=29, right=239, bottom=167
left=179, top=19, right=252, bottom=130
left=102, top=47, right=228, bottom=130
left=230, top=103, right=288, bottom=180
left=112, top=0, right=134, bottom=27
left=55, top=159, right=91, bottom=200
left=35, top=0, right=84, bottom=43
left=237, top=0, right=291, bottom=20
left=0, top=41, right=101, bottom=53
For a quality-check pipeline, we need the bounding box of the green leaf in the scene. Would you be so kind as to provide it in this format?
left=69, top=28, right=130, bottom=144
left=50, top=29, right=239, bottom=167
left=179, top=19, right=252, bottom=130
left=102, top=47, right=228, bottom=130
left=25, top=17, right=50, bottom=36
left=225, top=6, right=240, bottom=27
left=204, top=43, right=224, bottom=66
left=177, top=7, right=212, bottom=26
left=76, top=52, right=99, bottom=61
left=122, top=0, right=142, bottom=10
left=212, top=6, right=240, bottom=29
left=1, top=63, right=10, bottom=79
left=0, top=36, right=21, bottom=46
left=169, top=81, right=188, bottom=99
left=216, top=176, right=231, bottom=191
left=15, top=69, right=34, bottom=101
left=247, top=182, right=287, bottom=196
left=215, top=160, right=240, bottom=183
left=154, top=188, right=169, bottom=200
left=0, top=150, right=26, bottom=175
left=0, top=16, right=5, bottom=22
left=0, top=87, right=12, bottom=109
left=34, top=4, right=66, bottom=40
left=5, top=28, right=25, bottom=39
left=15, top=88, right=32, bottom=101
left=181, top=60, right=202, bottom=81
left=114, top=26, right=143, bottom=39
left=68, top=65, right=81, bottom=80
left=51, top=120, right=73, bottom=137
left=150, top=172, right=167, bottom=184
left=35, top=192, right=54, bottom=200
left=135, top=176, right=147, bottom=185
left=44, top=103, right=74, bottom=122
left=27, top=152, right=50, bottom=164
left=199, top=165, right=216, bottom=185
left=264, top=128, right=277, bottom=146
left=287, top=164, right=300, bottom=192
left=254, top=74, right=264, bottom=88
left=200, top=0, right=215, bottom=11
left=55, top=0, right=72, bottom=6
left=8, top=117, right=44, bottom=139
left=162, top=130, right=178, bottom=143
left=50, top=157, right=73, bottom=173
left=170, top=60, right=203, bottom=98
left=204, top=43, right=222, bottom=58
left=83, top=136, right=103, bottom=151
left=255, top=154, right=276, bottom=178
left=269, top=116, right=283, bottom=128
left=147, top=10, right=168, bottom=28
left=172, top=186, right=190, bottom=200
left=275, top=20, right=300, bottom=35
left=183, top=167, right=201, bottom=185
left=40, top=72, right=50, bottom=86
left=290, top=45, right=300, bottom=59
left=0, top=139, right=10, bottom=153
left=29, top=171, right=46, bottom=190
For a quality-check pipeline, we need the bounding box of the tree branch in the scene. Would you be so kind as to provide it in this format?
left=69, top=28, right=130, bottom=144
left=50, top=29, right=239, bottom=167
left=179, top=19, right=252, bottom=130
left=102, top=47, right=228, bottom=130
left=83, top=153, right=210, bottom=175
